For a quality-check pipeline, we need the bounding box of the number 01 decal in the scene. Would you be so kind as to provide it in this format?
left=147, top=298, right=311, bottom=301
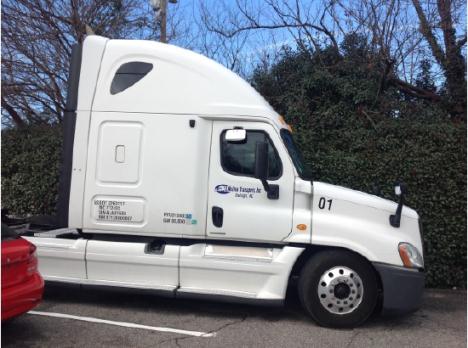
left=318, top=197, right=333, bottom=210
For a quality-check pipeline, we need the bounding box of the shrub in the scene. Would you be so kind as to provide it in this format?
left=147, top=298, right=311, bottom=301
left=2, top=124, right=62, bottom=216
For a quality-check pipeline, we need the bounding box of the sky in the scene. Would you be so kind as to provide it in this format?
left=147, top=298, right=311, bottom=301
left=162, top=0, right=466, bottom=83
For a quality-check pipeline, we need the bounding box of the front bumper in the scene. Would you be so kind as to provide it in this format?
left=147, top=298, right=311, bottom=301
left=373, top=263, right=425, bottom=315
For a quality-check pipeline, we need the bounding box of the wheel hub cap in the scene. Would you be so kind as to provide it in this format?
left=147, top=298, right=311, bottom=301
left=334, top=283, right=350, bottom=299
left=317, top=266, right=364, bottom=315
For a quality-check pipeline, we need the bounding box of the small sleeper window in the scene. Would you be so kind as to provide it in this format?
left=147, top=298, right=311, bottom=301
left=110, top=62, right=153, bottom=95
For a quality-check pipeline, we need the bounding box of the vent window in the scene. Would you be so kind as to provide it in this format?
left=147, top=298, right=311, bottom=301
left=110, top=62, right=153, bottom=95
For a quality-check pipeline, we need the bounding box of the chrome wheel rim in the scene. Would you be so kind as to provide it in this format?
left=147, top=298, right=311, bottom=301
left=317, top=266, right=364, bottom=315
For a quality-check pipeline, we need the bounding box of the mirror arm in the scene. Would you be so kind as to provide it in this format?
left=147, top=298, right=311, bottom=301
left=260, top=179, right=279, bottom=200
left=389, top=194, right=404, bottom=228
left=260, top=179, right=270, bottom=193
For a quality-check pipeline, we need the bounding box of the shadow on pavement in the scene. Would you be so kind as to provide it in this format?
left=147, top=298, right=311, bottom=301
left=37, top=282, right=440, bottom=328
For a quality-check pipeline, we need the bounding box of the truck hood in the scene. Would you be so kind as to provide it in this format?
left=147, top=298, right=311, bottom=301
left=312, top=181, right=418, bottom=219
left=310, top=181, right=423, bottom=266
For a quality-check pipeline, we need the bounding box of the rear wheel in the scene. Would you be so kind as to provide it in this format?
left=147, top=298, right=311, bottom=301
left=298, top=250, right=378, bottom=328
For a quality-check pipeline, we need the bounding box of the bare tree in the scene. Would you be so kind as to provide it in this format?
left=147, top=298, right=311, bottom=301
left=199, top=0, right=466, bottom=119
left=336, top=0, right=466, bottom=117
left=3, top=0, right=465, bottom=125
left=1, top=0, right=159, bottom=127
left=192, top=5, right=249, bottom=75
left=199, top=0, right=340, bottom=58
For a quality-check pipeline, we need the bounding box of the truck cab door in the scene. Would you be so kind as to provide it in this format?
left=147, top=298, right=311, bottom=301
left=206, top=121, right=295, bottom=242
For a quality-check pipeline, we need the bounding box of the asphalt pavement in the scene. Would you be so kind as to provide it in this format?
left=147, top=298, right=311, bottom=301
left=2, top=284, right=466, bottom=348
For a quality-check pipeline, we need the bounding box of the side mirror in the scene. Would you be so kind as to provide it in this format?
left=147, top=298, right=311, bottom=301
left=255, top=142, right=279, bottom=200
left=225, top=129, right=246, bottom=142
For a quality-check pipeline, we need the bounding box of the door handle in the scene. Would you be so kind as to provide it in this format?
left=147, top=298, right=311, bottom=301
left=212, top=206, right=223, bottom=228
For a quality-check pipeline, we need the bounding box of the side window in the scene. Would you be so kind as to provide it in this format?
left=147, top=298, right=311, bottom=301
left=110, top=62, right=153, bottom=95
left=221, top=130, right=282, bottom=179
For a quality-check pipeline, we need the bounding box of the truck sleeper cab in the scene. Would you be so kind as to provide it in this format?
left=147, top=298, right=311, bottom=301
left=23, top=36, right=424, bottom=328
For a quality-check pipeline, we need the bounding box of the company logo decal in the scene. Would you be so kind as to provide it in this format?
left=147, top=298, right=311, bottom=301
left=215, top=184, right=230, bottom=194
left=214, top=184, right=262, bottom=199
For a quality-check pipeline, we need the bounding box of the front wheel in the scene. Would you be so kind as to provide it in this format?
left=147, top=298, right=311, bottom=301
left=298, top=250, right=378, bottom=328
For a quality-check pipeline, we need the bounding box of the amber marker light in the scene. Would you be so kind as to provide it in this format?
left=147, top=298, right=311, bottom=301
left=398, top=244, right=413, bottom=268
left=398, top=242, right=424, bottom=269
left=278, top=115, right=293, bottom=132
left=296, top=224, right=307, bottom=231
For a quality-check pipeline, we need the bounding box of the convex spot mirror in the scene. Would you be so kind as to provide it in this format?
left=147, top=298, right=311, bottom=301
left=394, top=183, right=408, bottom=196
left=225, top=129, right=246, bottom=142
left=390, top=182, right=408, bottom=228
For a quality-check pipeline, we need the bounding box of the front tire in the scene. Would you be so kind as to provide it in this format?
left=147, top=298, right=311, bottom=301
left=298, top=250, right=378, bottom=328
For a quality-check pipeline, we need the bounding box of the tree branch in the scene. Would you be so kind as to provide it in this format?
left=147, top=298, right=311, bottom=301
left=456, top=34, right=467, bottom=49
left=1, top=96, right=26, bottom=127
left=390, top=76, right=442, bottom=101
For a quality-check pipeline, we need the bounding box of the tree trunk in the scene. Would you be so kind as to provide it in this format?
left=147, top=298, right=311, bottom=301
left=437, top=0, right=466, bottom=120
left=412, top=0, right=466, bottom=120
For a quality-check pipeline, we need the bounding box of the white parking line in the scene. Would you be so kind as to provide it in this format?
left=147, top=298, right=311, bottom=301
left=28, top=310, right=215, bottom=338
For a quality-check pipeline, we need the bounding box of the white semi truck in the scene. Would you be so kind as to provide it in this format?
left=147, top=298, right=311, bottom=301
left=14, top=36, right=424, bottom=328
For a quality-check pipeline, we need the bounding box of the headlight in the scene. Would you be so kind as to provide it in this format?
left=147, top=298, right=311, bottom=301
left=398, top=242, right=424, bottom=269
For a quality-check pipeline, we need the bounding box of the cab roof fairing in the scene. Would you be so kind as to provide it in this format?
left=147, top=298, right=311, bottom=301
left=79, top=36, right=286, bottom=128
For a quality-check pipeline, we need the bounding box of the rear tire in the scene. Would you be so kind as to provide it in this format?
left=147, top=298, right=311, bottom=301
left=298, top=250, right=378, bottom=328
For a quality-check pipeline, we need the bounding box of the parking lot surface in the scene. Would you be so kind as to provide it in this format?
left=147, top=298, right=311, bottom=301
left=2, top=285, right=466, bottom=348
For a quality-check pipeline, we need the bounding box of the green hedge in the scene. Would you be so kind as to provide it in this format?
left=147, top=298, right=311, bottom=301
left=2, top=125, right=62, bottom=216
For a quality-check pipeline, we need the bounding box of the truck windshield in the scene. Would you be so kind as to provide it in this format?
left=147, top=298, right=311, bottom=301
left=280, top=129, right=309, bottom=179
